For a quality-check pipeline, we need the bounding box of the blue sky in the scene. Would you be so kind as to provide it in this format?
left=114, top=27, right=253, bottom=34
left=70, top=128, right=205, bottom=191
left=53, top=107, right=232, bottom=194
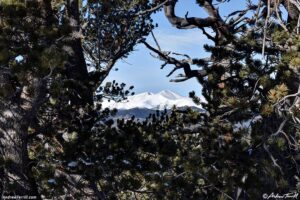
left=105, top=1, right=245, bottom=97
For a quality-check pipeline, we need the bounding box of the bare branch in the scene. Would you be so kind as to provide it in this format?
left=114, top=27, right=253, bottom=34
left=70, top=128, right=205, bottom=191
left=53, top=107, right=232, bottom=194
left=142, top=41, right=207, bottom=82
left=150, top=30, right=162, bottom=51
left=135, top=0, right=169, bottom=16
left=263, top=143, right=284, bottom=175
left=163, top=0, right=217, bottom=29
left=274, top=0, right=288, bottom=32
left=262, top=0, right=271, bottom=58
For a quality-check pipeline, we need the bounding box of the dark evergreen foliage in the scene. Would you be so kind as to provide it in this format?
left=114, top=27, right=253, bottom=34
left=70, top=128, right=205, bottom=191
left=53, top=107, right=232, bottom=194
left=0, top=0, right=300, bottom=199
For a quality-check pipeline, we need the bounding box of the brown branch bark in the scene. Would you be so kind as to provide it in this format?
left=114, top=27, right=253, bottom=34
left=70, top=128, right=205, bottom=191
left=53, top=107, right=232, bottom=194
left=65, top=0, right=93, bottom=105
left=163, top=0, right=216, bottom=29
left=162, top=0, right=231, bottom=42
left=142, top=41, right=207, bottom=82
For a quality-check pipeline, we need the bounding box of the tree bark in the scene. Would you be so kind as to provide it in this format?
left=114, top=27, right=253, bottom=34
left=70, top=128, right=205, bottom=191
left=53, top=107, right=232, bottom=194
left=65, top=0, right=94, bottom=105
left=0, top=103, right=39, bottom=196
left=281, top=0, right=300, bottom=21
left=0, top=0, right=95, bottom=197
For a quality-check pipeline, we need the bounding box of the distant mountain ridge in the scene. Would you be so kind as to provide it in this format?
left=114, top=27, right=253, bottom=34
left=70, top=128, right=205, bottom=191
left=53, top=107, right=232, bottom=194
left=101, top=90, right=203, bottom=120
left=101, top=90, right=202, bottom=110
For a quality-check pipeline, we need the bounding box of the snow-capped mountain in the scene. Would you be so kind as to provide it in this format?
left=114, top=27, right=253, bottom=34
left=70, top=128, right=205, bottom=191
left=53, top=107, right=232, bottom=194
left=101, top=90, right=203, bottom=120
left=101, top=90, right=202, bottom=110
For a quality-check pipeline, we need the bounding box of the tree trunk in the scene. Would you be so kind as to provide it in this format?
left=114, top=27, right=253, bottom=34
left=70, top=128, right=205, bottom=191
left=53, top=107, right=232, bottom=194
left=0, top=0, right=95, bottom=197
left=0, top=103, right=39, bottom=196
left=0, top=77, right=48, bottom=196
left=281, top=0, right=300, bottom=21
left=65, top=0, right=94, bottom=105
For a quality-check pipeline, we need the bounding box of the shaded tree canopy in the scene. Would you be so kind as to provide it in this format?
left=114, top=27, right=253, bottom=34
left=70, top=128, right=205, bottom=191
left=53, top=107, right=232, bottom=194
left=1, top=0, right=300, bottom=199
left=0, top=0, right=153, bottom=197
left=140, top=0, right=300, bottom=199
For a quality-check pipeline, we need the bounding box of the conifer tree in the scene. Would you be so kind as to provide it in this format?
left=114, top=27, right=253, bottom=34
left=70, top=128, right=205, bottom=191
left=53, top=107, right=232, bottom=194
left=2, top=0, right=300, bottom=199
left=136, top=0, right=300, bottom=199
left=0, top=0, right=153, bottom=197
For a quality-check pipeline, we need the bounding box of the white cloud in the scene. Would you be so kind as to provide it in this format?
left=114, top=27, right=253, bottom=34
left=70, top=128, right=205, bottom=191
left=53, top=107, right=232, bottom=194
left=147, top=28, right=210, bottom=56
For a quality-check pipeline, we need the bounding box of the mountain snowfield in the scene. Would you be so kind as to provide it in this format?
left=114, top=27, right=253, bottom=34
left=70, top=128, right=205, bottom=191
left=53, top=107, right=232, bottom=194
left=101, top=90, right=202, bottom=110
